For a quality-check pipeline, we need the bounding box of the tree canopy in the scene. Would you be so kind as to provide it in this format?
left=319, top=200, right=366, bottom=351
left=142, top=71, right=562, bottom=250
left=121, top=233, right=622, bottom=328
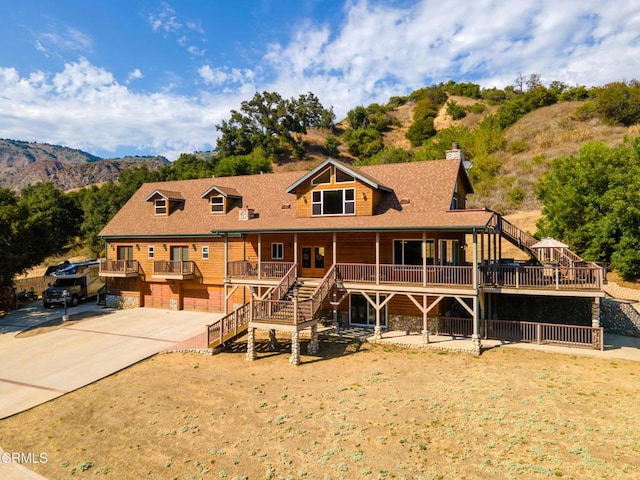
left=536, top=138, right=640, bottom=280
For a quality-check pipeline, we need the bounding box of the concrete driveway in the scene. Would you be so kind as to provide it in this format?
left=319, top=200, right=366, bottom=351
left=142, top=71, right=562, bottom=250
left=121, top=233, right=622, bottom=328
left=0, top=302, right=220, bottom=419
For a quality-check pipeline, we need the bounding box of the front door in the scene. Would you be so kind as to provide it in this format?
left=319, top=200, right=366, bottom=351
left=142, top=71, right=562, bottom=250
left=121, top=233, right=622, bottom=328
left=300, top=246, right=326, bottom=277
left=117, top=245, right=133, bottom=261
left=170, top=246, right=189, bottom=262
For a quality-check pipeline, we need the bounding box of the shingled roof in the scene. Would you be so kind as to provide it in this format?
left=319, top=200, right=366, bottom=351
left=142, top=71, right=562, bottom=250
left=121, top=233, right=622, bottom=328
left=99, top=159, right=494, bottom=238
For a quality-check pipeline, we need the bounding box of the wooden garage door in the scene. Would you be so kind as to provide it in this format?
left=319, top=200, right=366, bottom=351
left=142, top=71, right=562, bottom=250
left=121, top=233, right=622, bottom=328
left=183, top=285, right=222, bottom=312
left=143, top=283, right=171, bottom=309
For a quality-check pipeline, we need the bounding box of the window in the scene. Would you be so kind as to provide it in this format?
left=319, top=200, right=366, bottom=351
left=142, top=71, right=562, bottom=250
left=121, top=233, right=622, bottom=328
left=155, top=199, right=167, bottom=215
left=350, top=294, right=387, bottom=326
left=148, top=246, right=155, bottom=258
left=311, top=188, right=355, bottom=216
left=311, top=167, right=331, bottom=185
left=393, top=240, right=435, bottom=265
left=439, top=239, right=459, bottom=266
left=335, top=169, right=354, bottom=183
left=210, top=196, right=224, bottom=213
left=271, top=243, right=284, bottom=260
left=202, top=246, right=209, bottom=259
left=450, top=197, right=458, bottom=210
left=117, top=245, right=133, bottom=261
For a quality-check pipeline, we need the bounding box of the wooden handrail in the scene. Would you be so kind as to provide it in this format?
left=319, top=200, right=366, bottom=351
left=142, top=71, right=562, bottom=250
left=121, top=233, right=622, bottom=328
left=269, top=262, right=298, bottom=301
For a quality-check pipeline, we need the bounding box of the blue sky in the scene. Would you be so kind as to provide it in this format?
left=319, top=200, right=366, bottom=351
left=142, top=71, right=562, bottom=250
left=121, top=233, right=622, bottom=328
left=1, top=0, right=639, bottom=160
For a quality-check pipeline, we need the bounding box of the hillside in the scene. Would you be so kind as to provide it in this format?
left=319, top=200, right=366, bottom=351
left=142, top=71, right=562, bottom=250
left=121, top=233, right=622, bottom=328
left=0, top=139, right=169, bottom=192
left=290, top=97, right=639, bottom=215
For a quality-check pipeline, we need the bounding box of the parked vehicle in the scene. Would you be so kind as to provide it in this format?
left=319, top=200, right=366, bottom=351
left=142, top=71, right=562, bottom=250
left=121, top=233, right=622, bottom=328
left=42, top=260, right=105, bottom=308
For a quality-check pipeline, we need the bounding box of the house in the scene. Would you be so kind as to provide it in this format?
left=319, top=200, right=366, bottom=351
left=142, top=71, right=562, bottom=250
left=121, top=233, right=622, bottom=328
left=99, top=147, right=605, bottom=363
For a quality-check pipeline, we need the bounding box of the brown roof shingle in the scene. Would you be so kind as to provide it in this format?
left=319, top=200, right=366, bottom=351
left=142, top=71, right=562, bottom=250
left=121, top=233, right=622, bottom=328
left=100, top=159, right=493, bottom=237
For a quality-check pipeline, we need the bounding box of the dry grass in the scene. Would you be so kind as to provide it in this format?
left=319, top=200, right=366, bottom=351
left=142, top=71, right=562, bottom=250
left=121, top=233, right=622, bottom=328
left=1, top=341, right=639, bottom=479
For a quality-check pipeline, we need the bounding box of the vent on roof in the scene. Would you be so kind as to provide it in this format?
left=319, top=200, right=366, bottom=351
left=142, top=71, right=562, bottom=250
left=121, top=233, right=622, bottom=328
left=239, top=208, right=255, bottom=221
left=399, top=198, right=411, bottom=205
left=281, top=203, right=291, bottom=209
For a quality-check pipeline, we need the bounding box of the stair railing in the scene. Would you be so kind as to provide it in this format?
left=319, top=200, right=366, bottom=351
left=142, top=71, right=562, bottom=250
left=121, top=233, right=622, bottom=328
left=299, top=264, right=336, bottom=321
left=269, top=262, right=298, bottom=302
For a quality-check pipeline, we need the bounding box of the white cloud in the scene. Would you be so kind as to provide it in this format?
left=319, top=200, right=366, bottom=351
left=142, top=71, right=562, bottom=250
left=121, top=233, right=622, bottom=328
left=126, top=68, right=144, bottom=83
left=0, top=59, right=239, bottom=159
left=4, top=0, right=640, bottom=160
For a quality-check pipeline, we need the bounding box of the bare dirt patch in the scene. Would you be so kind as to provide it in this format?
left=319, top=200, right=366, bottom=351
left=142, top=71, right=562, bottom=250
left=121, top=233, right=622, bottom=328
left=1, top=340, right=639, bottom=479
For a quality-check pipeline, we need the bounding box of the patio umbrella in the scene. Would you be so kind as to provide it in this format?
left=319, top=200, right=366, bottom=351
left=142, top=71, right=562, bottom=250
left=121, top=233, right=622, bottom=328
left=531, top=237, right=568, bottom=262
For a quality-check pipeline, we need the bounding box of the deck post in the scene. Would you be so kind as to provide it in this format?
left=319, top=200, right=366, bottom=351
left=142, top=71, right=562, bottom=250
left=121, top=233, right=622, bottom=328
left=471, top=296, right=481, bottom=355
left=332, top=290, right=340, bottom=334
left=373, top=292, right=382, bottom=341
left=308, top=323, right=319, bottom=354
left=290, top=330, right=301, bottom=365
left=592, top=296, right=602, bottom=350
left=421, top=294, right=430, bottom=346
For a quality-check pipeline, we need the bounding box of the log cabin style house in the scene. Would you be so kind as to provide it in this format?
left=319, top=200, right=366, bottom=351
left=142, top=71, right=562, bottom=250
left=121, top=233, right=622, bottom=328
left=99, top=147, right=605, bottom=363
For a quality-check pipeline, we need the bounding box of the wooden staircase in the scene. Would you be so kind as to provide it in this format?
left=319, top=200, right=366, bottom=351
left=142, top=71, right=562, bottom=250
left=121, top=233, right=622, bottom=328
left=491, top=214, right=588, bottom=268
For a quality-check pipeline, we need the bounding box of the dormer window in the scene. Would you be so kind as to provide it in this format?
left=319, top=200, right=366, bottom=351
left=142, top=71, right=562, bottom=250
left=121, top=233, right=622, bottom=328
left=450, top=197, right=459, bottom=210
left=210, top=196, right=224, bottom=213
left=155, top=199, right=167, bottom=215
left=312, top=188, right=355, bottom=216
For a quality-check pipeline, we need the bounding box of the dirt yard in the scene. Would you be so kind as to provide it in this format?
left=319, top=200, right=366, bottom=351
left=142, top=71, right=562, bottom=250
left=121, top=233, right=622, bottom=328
left=1, top=339, right=639, bottom=479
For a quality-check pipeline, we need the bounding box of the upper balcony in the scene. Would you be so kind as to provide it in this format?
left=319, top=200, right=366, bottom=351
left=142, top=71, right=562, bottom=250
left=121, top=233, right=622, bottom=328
left=152, top=260, right=195, bottom=280
left=227, top=260, right=603, bottom=293
left=99, top=259, right=141, bottom=278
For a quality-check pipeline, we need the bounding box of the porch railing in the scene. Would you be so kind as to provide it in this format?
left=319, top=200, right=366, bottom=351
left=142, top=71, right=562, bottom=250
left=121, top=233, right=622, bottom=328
left=153, top=260, right=195, bottom=276
left=227, top=260, right=295, bottom=279
left=480, top=265, right=602, bottom=290
left=434, top=316, right=604, bottom=350
left=301, top=264, right=337, bottom=318
left=207, top=302, right=250, bottom=348
left=100, top=259, right=139, bottom=275
left=336, top=263, right=473, bottom=286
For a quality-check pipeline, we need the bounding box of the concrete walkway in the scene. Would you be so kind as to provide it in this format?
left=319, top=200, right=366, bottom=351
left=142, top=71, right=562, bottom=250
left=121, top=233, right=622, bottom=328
left=0, top=302, right=220, bottom=479
left=369, top=330, right=640, bottom=361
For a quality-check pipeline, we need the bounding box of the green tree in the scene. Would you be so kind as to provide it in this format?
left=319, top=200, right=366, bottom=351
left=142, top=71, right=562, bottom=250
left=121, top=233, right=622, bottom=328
left=536, top=138, right=640, bottom=279
left=18, top=182, right=82, bottom=255
left=342, top=128, right=384, bottom=158
left=160, top=153, right=214, bottom=180
left=216, top=91, right=334, bottom=158
left=0, top=189, right=34, bottom=285
left=81, top=182, right=130, bottom=256
left=214, top=148, right=273, bottom=177
left=592, top=81, right=640, bottom=126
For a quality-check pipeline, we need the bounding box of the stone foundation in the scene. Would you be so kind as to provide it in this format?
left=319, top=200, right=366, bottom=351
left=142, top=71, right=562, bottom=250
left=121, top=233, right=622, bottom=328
left=388, top=315, right=423, bottom=333
left=601, top=298, right=640, bottom=337
left=105, top=295, right=139, bottom=309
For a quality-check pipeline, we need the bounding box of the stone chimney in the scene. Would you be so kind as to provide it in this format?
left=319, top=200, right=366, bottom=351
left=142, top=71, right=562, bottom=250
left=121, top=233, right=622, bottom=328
left=445, top=142, right=464, bottom=161
left=238, top=207, right=255, bottom=221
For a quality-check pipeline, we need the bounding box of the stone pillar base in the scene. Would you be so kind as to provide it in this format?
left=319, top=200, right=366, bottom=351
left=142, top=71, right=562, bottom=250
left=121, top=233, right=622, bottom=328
left=246, top=328, right=256, bottom=361
left=290, top=331, right=300, bottom=365
left=307, top=324, right=320, bottom=355
left=373, top=326, right=382, bottom=342
left=421, top=329, right=430, bottom=347
left=471, top=334, right=482, bottom=355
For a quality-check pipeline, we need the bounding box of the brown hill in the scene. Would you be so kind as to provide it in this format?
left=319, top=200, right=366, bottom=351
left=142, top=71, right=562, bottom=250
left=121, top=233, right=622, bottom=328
left=0, top=139, right=169, bottom=192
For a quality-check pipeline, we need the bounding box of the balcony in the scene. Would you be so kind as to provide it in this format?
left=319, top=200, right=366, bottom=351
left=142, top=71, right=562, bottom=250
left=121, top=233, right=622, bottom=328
left=152, top=260, right=195, bottom=280
left=99, top=259, right=140, bottom=278
left=227, top=261, right=295, bottom=279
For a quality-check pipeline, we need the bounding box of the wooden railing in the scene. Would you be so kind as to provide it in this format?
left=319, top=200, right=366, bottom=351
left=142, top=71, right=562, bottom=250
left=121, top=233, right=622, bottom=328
left=207, top=302, right=250, bottom=348
left=100, top=259, right=139, bottom=275
left=153, top=260, right=194, bottom=275
left=227, top=260, right=295, bottom=279
left=336, top=263, right=473, bottom=286
left=252, top=299, right=300, bottom=324
left=302, top=264, right=337, bottom=318
left=480, top=265, right=602, bottom=290
left=268, top=262, right=299, bottom=301
left=434, top=316, right=604, bottom=350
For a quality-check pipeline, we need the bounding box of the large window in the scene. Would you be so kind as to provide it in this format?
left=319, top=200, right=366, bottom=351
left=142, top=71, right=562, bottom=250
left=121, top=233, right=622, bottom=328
left=393, top=240, right=434, bottom=265
left=312, top=188, right=355, bottom=216
left=350, top=294, right=387, bottom=327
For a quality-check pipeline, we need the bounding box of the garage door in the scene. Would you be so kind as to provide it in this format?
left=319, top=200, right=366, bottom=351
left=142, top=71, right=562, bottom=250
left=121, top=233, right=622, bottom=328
left=143, top=283, right=172, bottom=309
left=182, top=285, right=222, bottom=312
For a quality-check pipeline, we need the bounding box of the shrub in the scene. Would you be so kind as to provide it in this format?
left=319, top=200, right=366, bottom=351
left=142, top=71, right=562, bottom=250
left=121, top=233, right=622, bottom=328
left=469, top=102, right=487, bottom=114
left=508, top=140, right=528, bottom=155
left=405, top=117, right=436, bottom=147
left=446, top=101, right=467, bottom=120
left=325, top=135, right=341, bottom=157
